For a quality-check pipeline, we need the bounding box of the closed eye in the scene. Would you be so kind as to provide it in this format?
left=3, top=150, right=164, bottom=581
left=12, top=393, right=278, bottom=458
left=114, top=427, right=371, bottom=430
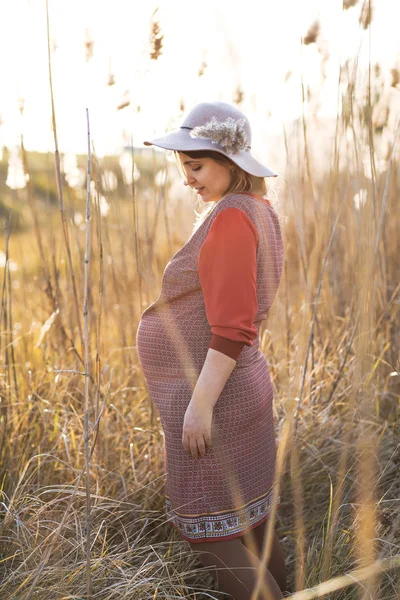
left=193, top=167, right=201, bottom=172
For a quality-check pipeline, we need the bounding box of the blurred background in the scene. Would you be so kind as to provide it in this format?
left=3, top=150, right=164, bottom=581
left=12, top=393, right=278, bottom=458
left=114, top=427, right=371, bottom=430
left=0, top=1, right=399, bottom=598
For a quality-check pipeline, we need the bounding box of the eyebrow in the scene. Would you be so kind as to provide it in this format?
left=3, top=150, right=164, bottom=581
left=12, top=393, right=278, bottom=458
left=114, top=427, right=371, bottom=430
left=183, top=160, right=202, bottom=165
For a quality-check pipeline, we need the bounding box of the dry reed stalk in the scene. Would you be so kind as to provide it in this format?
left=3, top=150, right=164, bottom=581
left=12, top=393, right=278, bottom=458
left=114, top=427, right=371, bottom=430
left=83, top=107, right=93, bottom=598
left=251, top=418, right=293, bottom=600
left=298, top=39, right=316, bottom=222
left=282, top=124, right=308, bottom=285
left=336, top=118, right=400, bottom=599
left=162, top=171, right=173, bottom=258
left=85, top=152, right=113, bottom=471
left=342, top=116, right=400, bottom=368
left=320, top=418, right=353, bottom=581
left=285, top=556, right=400, bottom=599
left=20, top=138, right=53, bottom=297
left=96, top=177, right=131, bottom=356
left=92, top=159, right=104, bottom=455
left=129, top=138, right=144, bottom=313
left=291, top=442, right=306, bottom=593
left=20, top=137, right=86, bottom=373
left=142, top=171, right=152, bottom=304
left=0, top=215, right=12, bottom=464
left=294, top=204, right=344, bottom=431
left=366, top=23, right=379, bottom=225
left=324, top=145, right=398, bottom=597
left=325, top=55, right=392, bottom=405
left=115, top=185, right=140, bottom=357
left=148, top=155, right=168, bottom=266
left=45, top=0, right=84, bottom=354
left=5, top=244, right=18, bottom=406
left=352, top=49, right=385, bottom=600
left=16, top=107, right=112, bottom=600
left=17, top=464, right=90, bottom=599
left=279, top=29, right=398, bottom=596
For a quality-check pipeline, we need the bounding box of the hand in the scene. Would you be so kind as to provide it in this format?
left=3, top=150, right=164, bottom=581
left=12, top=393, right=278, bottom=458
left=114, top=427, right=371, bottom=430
left=182, top=401, right=213, bottom=459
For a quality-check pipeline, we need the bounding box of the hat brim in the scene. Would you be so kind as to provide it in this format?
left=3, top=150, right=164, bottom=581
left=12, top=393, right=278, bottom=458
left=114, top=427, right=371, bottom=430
left=143, top=129, right=278, bottom=178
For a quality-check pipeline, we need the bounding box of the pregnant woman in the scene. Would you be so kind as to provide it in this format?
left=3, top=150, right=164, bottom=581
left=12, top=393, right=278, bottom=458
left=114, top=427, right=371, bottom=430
left=136, top=101, right=287, bottom=599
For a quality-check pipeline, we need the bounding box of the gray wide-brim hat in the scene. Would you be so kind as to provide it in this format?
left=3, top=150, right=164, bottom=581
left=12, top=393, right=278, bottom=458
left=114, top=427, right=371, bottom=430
left=143, top=100, right=278, bottom=178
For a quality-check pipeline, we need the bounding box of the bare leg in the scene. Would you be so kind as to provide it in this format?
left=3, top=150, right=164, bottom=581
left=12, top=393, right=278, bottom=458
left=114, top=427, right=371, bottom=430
left=240, top=520, right=288, bottom=594
left=189, top=536, right=283, bottom=600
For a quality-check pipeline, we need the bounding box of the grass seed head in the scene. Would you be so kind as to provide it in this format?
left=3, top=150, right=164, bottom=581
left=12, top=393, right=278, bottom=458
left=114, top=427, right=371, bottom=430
left=150, top=12, right=164, bottom=60
left=303, top=20, right=320, bottom=45
left=391, top=68, right=400, bottom=88
left=84, top=28, right=94, bottom=62
left=233, top=86, right=244, bottom=105
left=359, top=1, right=373, bottom=29
left=343, top=0, right=358, bottom=9
left=198, top=61, right=207, bottom=77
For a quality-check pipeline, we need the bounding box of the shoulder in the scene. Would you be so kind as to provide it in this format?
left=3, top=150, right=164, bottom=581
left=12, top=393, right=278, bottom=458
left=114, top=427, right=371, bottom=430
left=205, top=201, right=259, bottom=245
left=197, top=193, right=264, bottom=242
left=211, top=193, right=260, bottom=230
left=216, top=192, right=255, bottom=210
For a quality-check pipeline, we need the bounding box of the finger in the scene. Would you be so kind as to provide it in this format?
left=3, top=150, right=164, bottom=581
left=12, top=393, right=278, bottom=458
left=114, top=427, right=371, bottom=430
left=197, top=436, right=206, bottom=458
left=182, top=433, right=190, bottom=455
left=204, top=432, right=212, bottom=449
left=190, top=437, right=198, bottom=459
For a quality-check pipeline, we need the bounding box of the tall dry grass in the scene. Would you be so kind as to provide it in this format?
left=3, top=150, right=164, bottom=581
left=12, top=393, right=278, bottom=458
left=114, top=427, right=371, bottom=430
left=0, top=4, right=400, bottom=600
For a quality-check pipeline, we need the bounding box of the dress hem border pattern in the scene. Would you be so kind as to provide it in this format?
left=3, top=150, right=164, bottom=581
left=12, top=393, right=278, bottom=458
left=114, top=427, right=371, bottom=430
left=165, top=487, right=279, bottom=543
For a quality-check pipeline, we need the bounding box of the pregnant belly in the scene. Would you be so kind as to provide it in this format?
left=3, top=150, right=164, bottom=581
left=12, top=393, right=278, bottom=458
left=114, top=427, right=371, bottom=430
left=136, top=309, right=210, bottom=380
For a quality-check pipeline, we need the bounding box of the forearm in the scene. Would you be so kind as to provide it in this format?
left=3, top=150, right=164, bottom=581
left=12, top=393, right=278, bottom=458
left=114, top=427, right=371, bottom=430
left=191, top=348, right=237, bottom=411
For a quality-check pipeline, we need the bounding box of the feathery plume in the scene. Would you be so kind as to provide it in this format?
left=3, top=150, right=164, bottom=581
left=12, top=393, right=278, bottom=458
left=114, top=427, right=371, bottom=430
left=391, top=68, right=399, bottom=88
left=303, top=20, right=320, bottom=45
left=149, top=9, right=163, bottom=60
left=84, top=28, right=94, bottom=62
left=107, top=57, right=115, bottom=86
left=117, top=92, right=130, bottom=111
left=198, top=60, right=207, bottom=77
left=359, top=1, right=373, bottom=29
left=343, top=0, right=358, bottom=9
left=189, top=116, right=250, bottom=154
left=233, top=86, right=244, bottom=105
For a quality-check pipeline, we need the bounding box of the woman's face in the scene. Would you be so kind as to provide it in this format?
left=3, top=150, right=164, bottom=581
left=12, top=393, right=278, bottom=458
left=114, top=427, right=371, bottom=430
left=179, top=152, right=232, bottom=202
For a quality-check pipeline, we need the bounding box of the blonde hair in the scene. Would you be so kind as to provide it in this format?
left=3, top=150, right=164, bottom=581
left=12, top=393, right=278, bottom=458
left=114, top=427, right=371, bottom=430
left=174, top=150, right=274, bottom=234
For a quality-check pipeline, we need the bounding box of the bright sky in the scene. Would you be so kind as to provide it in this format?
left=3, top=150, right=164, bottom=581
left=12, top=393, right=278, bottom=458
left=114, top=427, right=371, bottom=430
left=0, top=0, right=399, bottom=156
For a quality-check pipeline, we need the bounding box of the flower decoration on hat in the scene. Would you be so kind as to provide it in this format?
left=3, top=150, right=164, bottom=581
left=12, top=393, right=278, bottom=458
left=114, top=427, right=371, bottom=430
left=189, top=116, right=250, bottom=155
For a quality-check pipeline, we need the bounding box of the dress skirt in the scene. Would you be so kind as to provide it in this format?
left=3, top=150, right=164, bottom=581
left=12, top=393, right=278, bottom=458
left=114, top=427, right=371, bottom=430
left=136, top=305, right=280, bottom=543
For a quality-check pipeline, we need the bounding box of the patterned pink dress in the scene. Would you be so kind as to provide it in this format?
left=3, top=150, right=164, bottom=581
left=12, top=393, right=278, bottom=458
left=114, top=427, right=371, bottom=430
left=136, top=192, right=284, bottom=543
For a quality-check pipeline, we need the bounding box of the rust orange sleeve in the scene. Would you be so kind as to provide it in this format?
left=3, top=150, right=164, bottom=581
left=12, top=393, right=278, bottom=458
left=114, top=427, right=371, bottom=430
left=198, top=207, right=259, bottom=360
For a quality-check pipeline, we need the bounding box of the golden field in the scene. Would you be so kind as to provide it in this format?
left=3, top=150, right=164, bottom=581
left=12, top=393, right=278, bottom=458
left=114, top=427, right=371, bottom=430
left=0, top=7, right=400, bottom=599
